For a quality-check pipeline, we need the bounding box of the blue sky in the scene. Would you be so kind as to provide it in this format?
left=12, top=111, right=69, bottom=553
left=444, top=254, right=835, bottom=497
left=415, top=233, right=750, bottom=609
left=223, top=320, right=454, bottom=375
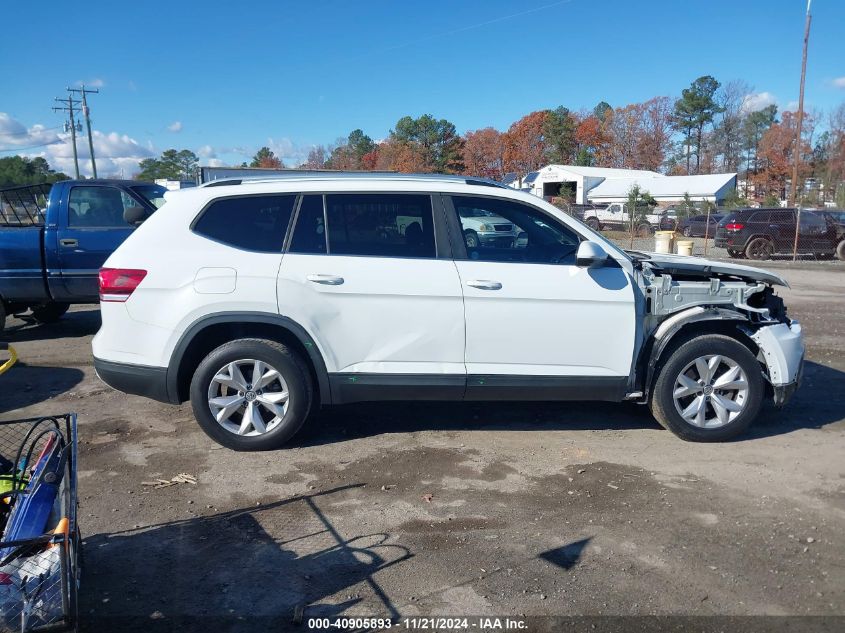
left=1, top=0, right=844, bottom=176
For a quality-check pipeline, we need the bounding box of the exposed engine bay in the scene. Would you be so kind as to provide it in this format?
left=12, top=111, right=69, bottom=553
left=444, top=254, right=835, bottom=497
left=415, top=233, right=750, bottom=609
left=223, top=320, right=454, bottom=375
left=629, top=253, right=804, bottom=406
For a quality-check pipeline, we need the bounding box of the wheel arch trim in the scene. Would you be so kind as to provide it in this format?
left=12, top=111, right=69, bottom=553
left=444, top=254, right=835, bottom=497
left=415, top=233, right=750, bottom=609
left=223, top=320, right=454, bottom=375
left=639, top=307, right=750, bottom=399
left=166, top=312, right=332, bottom=405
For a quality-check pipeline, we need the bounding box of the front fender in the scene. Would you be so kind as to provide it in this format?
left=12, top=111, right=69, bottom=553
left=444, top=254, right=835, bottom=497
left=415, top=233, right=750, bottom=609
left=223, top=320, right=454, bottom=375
left=638, top=306, right=749, bottom=399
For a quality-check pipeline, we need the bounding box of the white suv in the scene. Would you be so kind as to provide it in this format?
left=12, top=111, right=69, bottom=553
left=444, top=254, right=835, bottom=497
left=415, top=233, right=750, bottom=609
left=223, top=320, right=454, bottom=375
left=92, top=174, right=804, bottom=450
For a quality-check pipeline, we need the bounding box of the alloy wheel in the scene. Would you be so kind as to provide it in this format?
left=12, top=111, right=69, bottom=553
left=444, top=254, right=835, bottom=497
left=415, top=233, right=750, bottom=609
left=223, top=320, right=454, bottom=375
left=672, top=354, right=749, bottom=428
left=207, top=359, right=289, bottom=436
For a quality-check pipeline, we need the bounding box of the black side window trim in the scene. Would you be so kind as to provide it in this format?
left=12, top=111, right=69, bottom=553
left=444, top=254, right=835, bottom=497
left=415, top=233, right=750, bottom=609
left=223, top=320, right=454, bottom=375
left=443, top=193, right=582, bottom=264
left=283, top=191, right=452, bottom=260
left=190, top=192, right=297, bottom=254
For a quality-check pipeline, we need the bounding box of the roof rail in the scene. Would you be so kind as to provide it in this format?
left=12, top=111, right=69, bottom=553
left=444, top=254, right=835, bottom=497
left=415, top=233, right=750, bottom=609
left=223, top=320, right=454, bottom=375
left=199, top=172, right=506, bottom=189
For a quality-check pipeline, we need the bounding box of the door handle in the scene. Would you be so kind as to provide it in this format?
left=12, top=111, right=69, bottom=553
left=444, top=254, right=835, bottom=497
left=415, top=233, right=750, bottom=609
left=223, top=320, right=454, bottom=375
left=60, top=238, right=78, bottom=247
left=307, top=274, right=344, bottom=286
left=466, top=279, right=502, bottom=290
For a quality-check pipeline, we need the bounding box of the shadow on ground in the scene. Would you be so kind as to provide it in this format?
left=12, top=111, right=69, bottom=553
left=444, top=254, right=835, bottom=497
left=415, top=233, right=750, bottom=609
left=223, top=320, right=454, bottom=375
left=79, top=486, right=411, bottom=632
left=297, top=361, right=843, bottom=447
left=0, top=362, right=84, bottom=414
left=1, top=308, right=100, bottom=343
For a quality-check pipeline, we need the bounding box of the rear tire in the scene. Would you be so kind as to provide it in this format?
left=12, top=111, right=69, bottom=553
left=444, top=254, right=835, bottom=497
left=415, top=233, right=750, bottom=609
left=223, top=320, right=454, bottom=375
left=190, top=338, right=313, bottom=451
left=745, top=237, right=773, bottom=260
left=683, top=226, right=692, bottom=237
left=637, top=223, right=653, bottom=237
left=650, top=334, right=764, bottom=442
left=585, top=217, right=600, bottom=230
left=30, top=301, right=70, bottom=323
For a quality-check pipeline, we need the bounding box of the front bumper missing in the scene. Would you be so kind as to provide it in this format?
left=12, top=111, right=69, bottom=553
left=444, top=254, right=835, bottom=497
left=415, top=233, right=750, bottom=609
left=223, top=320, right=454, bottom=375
left=742, top=320, right=805, bottom=408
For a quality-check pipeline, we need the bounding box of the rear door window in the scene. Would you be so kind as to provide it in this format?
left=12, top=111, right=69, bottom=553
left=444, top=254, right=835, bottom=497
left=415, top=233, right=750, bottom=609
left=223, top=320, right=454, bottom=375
left=770, top=211, right=795, bottom=224
left=324, top=194, right=435, bottom=258
left=289, top=194, right=327, bottom=254
left=193, top=194, right=296, bottom=252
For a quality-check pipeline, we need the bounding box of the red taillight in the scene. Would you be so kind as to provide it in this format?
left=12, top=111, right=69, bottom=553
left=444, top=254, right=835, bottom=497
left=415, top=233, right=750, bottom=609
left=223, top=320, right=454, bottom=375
left=99, top=268, right=147, bottom=302
left=725, top=222, right=745, bottom=231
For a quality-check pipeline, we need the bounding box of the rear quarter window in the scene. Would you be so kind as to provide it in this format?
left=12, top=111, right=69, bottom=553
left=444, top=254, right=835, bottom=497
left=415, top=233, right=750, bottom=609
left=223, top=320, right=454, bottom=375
left=193, top=194, right=296, bottom=253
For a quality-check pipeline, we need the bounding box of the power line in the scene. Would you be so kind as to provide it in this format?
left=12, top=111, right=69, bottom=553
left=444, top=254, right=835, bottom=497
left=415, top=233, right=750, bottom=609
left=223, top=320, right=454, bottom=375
left=53, top=95, right=82, bottom=178
left=68, top=85, right=99, bottom=178
left=0, top=126, right=62, bottom=138
left=0, top=141, right=63, bottom=153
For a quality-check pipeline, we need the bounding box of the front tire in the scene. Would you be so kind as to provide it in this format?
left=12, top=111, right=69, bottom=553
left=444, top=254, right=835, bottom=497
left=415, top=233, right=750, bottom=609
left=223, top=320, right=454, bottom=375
left=190, top=338, right=313, bottom=451
left=682, top=226, right=692, bottom=237
left=727, top=249, right=744, bottom=259
left=464, top=230, right=479, bottom=249
left=650, top=334, right=764, bottom=442
left=836, top=240, right=845, bottom=261
left=30, top=302, right=70, bottom=323
left=585, top=217, right=600, bottom=230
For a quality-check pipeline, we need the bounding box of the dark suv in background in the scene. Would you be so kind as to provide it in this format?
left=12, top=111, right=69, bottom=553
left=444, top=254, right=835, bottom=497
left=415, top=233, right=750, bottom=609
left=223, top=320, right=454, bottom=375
left=715, top=208, right=844, bottom=260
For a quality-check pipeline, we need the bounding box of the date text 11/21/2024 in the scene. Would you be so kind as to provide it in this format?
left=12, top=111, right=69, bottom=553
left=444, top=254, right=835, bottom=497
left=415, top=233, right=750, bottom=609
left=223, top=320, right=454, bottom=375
left=306, top=617, right=529, bottom=630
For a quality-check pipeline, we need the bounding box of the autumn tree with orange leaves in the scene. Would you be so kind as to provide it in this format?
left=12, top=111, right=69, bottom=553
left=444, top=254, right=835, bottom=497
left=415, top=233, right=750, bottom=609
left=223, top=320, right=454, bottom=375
left=753, top=110, right=814, bottom=200
left=503, top=111, right=548, bottom=177
left=462, top=127, right=505, bottom=180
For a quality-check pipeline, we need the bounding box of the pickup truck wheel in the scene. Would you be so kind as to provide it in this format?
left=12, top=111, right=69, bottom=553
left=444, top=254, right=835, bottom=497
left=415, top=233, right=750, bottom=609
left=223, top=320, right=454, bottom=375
left=30, top=302, right=70, bottom=323
left=464, top=230, right=479, bottom=249
left=836, top=240, right=845, bottom=261
left=650, top=335, right=764, bottom=442
left=745, top=237, right=773, bottom=260
left=190, top=338, right=313, bottom=451
left=682, top=226, right=692, bottom=237
left=585, top=217, right=600, bottom=230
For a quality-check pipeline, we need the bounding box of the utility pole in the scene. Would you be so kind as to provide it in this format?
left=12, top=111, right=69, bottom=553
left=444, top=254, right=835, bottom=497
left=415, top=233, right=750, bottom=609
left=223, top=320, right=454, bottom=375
left=53, top=96, right=82, bottom=179
left=792, top=0, right=812, bottom=261
left=68, top=85, right=99, bottom=178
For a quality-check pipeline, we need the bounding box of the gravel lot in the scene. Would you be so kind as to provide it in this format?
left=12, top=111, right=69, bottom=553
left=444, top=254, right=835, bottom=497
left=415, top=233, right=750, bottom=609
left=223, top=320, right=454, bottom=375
left=1, top=259, right=843, bottom=632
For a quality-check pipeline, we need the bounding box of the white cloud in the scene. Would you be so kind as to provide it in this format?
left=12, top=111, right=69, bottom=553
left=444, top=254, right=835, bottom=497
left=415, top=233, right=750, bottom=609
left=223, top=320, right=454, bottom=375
left=266, top=137, right=310, bottom=167
left=741, top=92, right=777, bottom=114
left=831, top=77, right=845, bottom=89
left=11, top=118, right=154, bottom=178
left=0, top=112, right=63, bottom=148
left=197, top=144, right=216, bottom=158
left=205, top=158, right=225, bottom=167
left=75, top=78, right=105, bottom=89
left=167, top=121, right=183, bottom=133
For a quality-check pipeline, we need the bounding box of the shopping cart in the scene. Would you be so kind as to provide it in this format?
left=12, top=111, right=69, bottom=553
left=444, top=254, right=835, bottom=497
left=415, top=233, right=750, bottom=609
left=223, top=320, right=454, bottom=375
left=0, top=414, right=79, bottom=632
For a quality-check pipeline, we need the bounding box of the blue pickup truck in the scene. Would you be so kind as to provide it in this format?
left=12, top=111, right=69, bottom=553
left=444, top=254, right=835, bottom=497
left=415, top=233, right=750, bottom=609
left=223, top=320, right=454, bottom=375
left=0, top=179, right=165, bottom=332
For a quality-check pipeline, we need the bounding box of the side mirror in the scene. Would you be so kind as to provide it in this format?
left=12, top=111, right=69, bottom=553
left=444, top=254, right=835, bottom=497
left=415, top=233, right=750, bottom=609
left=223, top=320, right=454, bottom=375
left=576, top=241, right=609, bottom=268
left=123, top=206, right=147, bottom=226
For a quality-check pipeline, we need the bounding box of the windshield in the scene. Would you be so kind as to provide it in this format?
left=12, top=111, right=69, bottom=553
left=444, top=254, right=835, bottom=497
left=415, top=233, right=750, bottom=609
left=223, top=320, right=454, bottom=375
left=131, top=184, right=167, bottom=209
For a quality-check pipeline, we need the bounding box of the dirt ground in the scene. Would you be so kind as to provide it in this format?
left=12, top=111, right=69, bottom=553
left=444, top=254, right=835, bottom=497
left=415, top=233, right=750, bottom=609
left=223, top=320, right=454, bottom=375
left=1, top=259, right=844, bottom=632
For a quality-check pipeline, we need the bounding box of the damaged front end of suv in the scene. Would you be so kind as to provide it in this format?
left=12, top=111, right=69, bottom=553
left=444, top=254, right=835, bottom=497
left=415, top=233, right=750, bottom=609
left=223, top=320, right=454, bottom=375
left=630, top=253, right=804, bottom=408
